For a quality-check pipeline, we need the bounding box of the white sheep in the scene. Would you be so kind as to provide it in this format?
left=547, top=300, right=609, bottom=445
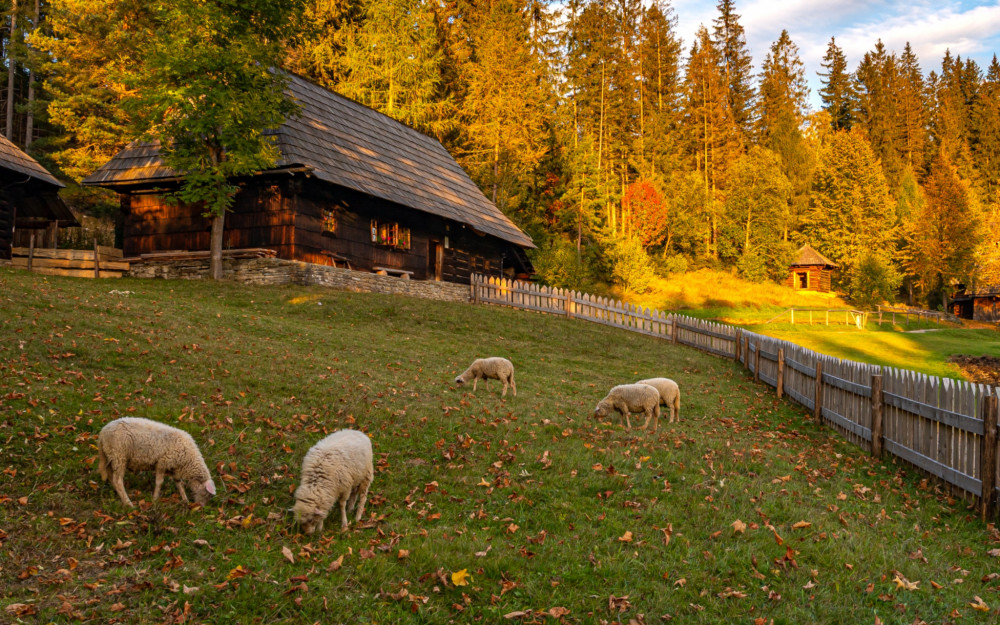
left=593, top=383, right=661, bottom=432
left=97, top=417, right=216, bottom=508
left=454, top=357, right=516, bottom=397
left=635, top=378, right=681, bottom=423
left=293, top=429, right=374, bottom=534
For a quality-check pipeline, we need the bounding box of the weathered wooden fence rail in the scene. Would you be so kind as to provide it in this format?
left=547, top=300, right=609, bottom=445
left=470, top=274, right=1000, bottom=519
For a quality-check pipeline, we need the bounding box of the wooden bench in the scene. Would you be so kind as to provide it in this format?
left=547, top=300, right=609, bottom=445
left=321, top=251, right=352, bottom=270
left=373, top=266, right=413, bottom=279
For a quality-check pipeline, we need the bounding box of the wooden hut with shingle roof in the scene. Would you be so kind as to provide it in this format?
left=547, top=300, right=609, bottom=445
left=82, top=73, right=534, bottom=282
left=786, top=244, right=838, bottom=292
left=0, top=134, right=77, bottom=259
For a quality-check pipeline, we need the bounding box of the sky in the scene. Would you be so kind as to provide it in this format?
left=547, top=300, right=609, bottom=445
left=669, top=0, right=1000, bottom=110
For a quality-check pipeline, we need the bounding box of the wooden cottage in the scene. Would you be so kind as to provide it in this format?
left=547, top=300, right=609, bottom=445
left=0, top=134, right=77, bottom=259
left=951, top=287, right=1000, bottom=322
left=82, top=74, right=534, bottom=282
left=786, top=245, right=838, bottom=292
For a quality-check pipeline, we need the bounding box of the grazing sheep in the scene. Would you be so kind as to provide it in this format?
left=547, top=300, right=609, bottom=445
left=293, top=429, right=373, bottom=534
left=635, top=378, right=681, bottom=423
left=97, top=417, right=216, bottom=508
left=454, top=357, right=516, bottom=397
left=593, top=383, right=661, bottom=432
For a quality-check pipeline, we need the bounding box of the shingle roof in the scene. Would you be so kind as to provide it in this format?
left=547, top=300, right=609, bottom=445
left=82, top=73, right=534, bottom=249
left=0, top=134, right=64, bottom=188
left=790, top=244, right=838, bottom=268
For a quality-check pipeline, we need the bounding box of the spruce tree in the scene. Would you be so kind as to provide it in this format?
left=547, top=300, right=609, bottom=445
left=854, top=40, right=904, bottom=187
left=898, top=43, right=929, bottom=173
left=637, top=0, right=683, bottom=173
left=817, top=37, right=855, bottom=131
left=711, top=0, right=755, bottom=142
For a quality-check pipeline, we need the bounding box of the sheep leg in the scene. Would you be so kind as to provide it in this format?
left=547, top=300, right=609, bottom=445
left=473, top=377, right=478, bottom=392
left=153, top=468, right=165, bottom=501
left=644, top=404, right=660, bottom=433
left=617, top=406, right=632, bottom=431
left=339, top=496, right=350, bottom=530
left=510, top=372, right=516, bottom=397
left=354, top=479, right=371, bottom=522
left=111, top=467, right=133, bottom=508
left=501, top=377, right=508, bottom=397
left=176, top=480, right=189, bottom=503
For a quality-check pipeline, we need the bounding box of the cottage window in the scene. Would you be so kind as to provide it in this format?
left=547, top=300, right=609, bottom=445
left=321, top=209, right=336, bottom=234
left=370, top=220, right=411, bottom=250
left=797, top=271, right=808, bottom=289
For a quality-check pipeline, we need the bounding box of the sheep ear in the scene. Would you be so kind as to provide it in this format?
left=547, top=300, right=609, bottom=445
left=204, top=479, right=216, bottom=495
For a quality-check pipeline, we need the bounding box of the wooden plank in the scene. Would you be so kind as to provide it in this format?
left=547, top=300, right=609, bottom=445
left=821, top=407, right=872, bottom=441
left=760, top=372, right=778, bottom=387
left=822, top=372, right=872, bottom=398
left=787, top=386, right=815, bottom=411
left=984, top=395, right=999, bottom=518
left=758, top=349, right=779, bottom=362
left=675, top=322, right=735, bottom=341
left=882, top=392, right=984, bottom=434
left=785, top=357, right=816, bottom=378
left=12, top=257, right=130, bottom=271
left=676, top=337, right=731, bottom=358
left=884, top=438, right=981, bottom=495
left=871, top=375, right=884, bottom=458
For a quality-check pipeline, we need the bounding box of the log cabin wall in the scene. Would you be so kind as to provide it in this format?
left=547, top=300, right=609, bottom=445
left=0, top=200, right=11, bottom=259
left=785, top=265, right=833, bottom=292
left=121, top=179, right=296, bottom=258
left=292, top=177, right=514, bottom=283
left=974, top=296, right=1000, bottom=322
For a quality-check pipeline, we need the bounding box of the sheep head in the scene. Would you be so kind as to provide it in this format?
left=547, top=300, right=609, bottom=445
left=292, top=500, right=327, bottom=535
left=593, top=401, right=611, bottom=420
left=189, top=478, right=216, bottom=506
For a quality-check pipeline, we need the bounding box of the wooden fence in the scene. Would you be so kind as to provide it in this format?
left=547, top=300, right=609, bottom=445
left=11, top=241, right=128, bottom=279
left=471, top=274, right=1000, bottom=519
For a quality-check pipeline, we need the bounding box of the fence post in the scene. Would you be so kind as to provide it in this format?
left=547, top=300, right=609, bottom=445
left=813, top=360, right=824, bottom=425
left=93, top=238, right=101, bottom=279
left=734, top=329, right=742, bottom=362
left=28, top=232, right=35, bottom=270
left=790, top=309, right=794, bottom=325
left=870, top=374, right=884, bottom=459
left=671, top=317, right=678, bottom=344
left=754, top=341, right=761, bottom=382
left=981, top=395, right=998, bottom=520
left=565, top=289, right=574, bottom=318
left=776, top=348, right=785, bottom=398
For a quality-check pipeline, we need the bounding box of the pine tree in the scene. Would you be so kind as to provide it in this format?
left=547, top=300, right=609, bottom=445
left=756, top=30, right=812, bottom=238
left=818, top=37, right=855, bottom=131
left=637, top=0, right=682, bottom=174
left=906, top=152, right=983, bottom=306
left=337, top=0, right=451, bottom=138
left=711, top=0, right=754, bottom=142
left=719, top=146, right=793, bottom=281
left=682, top=25, right=740, bottom=257
left=808, top=129, right=898, bottom=284
left=929, top=51, right=979, bottom=181
left=972, top=56, right=1000, bottom=200
left=897, top=43, right=929, bottom=173
left=854, top=40, right=904, bottom=187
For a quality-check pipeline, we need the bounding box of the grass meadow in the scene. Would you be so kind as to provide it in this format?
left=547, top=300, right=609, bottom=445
left=2, top=266, right=1000, bottom=624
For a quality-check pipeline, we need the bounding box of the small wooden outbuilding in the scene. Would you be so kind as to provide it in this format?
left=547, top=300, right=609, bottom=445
left=0, top=134, right=77, bottom=259
left=82, top=73, right=534, bottom=282
left=951, top=287, right=1000, bottom=322
left=786, top=245, right=838, bottom=292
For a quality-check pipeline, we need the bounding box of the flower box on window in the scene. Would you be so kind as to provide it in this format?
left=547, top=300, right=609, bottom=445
left=370, top=220, right=411, bottom=250
left=321, top=209, right=337, bottom=234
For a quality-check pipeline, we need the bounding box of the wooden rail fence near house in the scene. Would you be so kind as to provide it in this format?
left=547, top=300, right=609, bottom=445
left=470, top=274, right=1000, bottom=520
left=11, top=243, right=129, bottom=278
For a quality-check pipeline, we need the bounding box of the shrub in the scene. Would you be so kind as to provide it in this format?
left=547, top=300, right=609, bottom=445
left=849, top=252, right=902, bottom=309
left=608, top=236, right=655, bottom=295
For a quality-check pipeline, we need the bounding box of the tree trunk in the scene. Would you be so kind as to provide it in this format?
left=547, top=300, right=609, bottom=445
left=210, top=212, right=225, bottom=280
left=24, top=0, right=37, bottom=148
left=6, top=0, right=18, bottom=140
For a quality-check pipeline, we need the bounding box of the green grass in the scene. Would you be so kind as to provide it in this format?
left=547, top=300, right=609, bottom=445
left=2, top=266, right=1000, bottom=624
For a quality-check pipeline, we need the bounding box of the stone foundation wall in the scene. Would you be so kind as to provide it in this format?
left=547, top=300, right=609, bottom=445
left=127, top=257, right=470, bottom=303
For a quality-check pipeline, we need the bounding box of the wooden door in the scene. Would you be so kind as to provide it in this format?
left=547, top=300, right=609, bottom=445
left=429, top=241, right=443, bottom=281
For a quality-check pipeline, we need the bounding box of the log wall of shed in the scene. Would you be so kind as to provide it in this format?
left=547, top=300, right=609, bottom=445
left=0, top=201, right=11, bottom=259
left=785, top=266, right=833, bottom=292
left=974, top=296, right=1000, bottom=322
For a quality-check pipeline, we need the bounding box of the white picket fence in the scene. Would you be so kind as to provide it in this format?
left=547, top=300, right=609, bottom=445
left=470, top=274, right=1000, bottom=518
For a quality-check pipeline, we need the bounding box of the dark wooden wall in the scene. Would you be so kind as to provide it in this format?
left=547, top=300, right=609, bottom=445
left=121, top=180, right=295, bottom=258
left=119, top=176, right=523, bottom=284
left=786, top=266, right=833, bottom=292
left=0, top=200, right=11, bottom=259
left=974, top=296, right=1000, bottom=322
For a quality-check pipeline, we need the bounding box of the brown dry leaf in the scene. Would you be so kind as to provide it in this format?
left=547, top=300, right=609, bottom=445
left=674, top=578, right=686, bottom=587
left=67, top=557, right=78, bottom=570
left=5, top=603, right=37, bottom=617
left=988, top=548, right=1000, bottom=557
left=475, top=546, right=492, bottom=557
left=893, top=575, right=919, bottom=591
left=281, top=546, right=295, bottom=564
left=548, top=606, right=570, bottom=618
left=506, top=523, right=519, bottom=534
left=969, top=596, right=990, bottom=612
left=328, top=555, right=344, bottom=571
left=17, top=496, right=27, bottom=505
left=732, top=520, right=747, bottom=534
left=397, top=549, right=410, bottom=560
left=504, top=610, right=530, bottom=619
left=618, top=531, right=633, bottom=543
left=792, top=521, right=812, bottom=530
left=110, top=603, right=126, bottom=612
left=182, top=585, right=200, bottom=595
left=424, top=481, right=439, bottom=493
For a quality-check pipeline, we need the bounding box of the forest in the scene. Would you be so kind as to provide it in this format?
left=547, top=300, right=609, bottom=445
left=2, top=0, right=998, bottom=308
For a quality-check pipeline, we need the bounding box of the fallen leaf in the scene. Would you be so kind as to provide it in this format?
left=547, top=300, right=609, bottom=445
left=732, top=520, right=747, bottom=534
left=504, top=610, right=529, bottom=619
left=674, top=578, right=686, bottom=587
left=182, top=585, right=200, bottom=595
left=110, top=603, right=126, bottom=612
left=618, top=531, right=633, bottom=543
left=548, top=606, right=570, bottom=618
left=452, top=569, right=471, bottom=587
left=792, top=521, right=812, bottom=530
left=970, top=596, right=989, bottom=612
left=397, top=549, right=409, bottom=560
left=226, top=565, right=250, bottom=580
left=4, top=604, right=37, bottom=617
left=988, top=548, right=1000, bottom=557
left=282, top=546, right=295, bottom=564
left=424, top=481, right=439, bottom=493
left=893, top=575, right=919, bottom=591
left=328, top=555, right=344, bottom=572
left=475, top=546, right=492, bottom=557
